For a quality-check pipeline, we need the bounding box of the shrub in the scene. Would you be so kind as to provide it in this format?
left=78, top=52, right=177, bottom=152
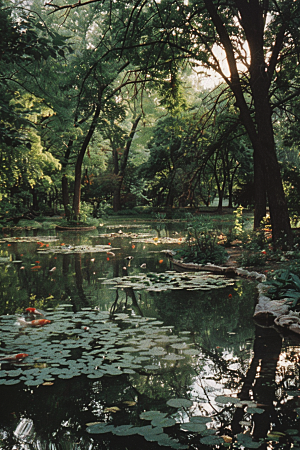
left=177, top=217, right=228, bottom=265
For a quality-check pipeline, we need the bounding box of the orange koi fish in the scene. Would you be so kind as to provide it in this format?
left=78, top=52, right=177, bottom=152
left=25, top=307, right=44, bottom=316
left=18, top=318, right=51, bottom=327
left=0, top=353, right=28, bottom=361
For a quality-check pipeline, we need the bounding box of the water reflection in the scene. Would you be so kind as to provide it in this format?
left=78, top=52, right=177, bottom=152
left=0, top=222, right=300, bottom=449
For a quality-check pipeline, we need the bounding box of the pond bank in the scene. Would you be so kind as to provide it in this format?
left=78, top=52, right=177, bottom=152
left=169, top=250, right=300, bottom=339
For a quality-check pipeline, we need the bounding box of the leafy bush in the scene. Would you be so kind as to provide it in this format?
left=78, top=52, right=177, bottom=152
left=177, top=217, right=228, bottom=265
left=239, top=243, right=268, bottom=267
left=265, top=269, right=300, bottom=310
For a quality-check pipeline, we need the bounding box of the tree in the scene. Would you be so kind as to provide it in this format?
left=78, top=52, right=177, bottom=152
left=46, top=0, right=299, bottom=244
left=0, top=1, right=65, bottom=208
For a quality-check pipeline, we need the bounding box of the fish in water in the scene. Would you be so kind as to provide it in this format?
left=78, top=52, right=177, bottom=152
left=0, top=353, right=28, bottom=361
left=25, top=307, right=44, bottom=316
left=18, top=318, right=51, bottom=327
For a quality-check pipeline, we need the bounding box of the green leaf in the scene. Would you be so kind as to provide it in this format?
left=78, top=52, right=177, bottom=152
left=166, top=398, right=193, bottom=408
left=200, top=435, right=224, bottom=446
left=140, top=411, right=167, bottom=421
left=86, top=423, right=115, bottom=434
left=215, top=395, right=240, bottom=404
left=151, top=417, right=176, bottom=428
left=247, top=407, right=264, bottom=414
left=180, top=422, right=206, bottom=433
left=237, top=433, right=261, bottom=448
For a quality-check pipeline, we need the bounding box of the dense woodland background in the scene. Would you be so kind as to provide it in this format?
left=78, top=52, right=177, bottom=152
left=2, top=0, right=300, bottom=245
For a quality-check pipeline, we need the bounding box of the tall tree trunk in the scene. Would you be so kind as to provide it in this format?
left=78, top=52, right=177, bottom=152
left=62, top=175, right=70, bottom=219
left=73, top=95, right=103, bottom=219
left=32, top=187, right=38, bottom=211
left=112, top=114, right=142, bottom=212
left=204, top=0, right=292, bottom=245
left=61, top=138, right=73, bottom=219
left=113, top=182, right=122, bottom=212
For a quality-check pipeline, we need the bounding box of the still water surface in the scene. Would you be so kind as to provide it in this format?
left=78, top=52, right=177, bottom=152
left=0, top=220, right=299, bottom=449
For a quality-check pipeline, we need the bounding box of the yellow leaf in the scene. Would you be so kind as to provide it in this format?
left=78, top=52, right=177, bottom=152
left=221, top=436, right=233, bottom=443
left=104, top=406, right=121, bottom=413
left=86, top=422, right=103, bottom=426
left=123, top=401, right=137, bottom=407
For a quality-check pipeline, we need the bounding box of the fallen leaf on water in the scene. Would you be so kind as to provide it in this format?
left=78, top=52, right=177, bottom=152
left=222, top=435, right=233, bottom=443
left=123, top=401, right=137, bottom=407
left=104, top=406, right=121, bottom=413
left=86, top=422, right=104, bottom=426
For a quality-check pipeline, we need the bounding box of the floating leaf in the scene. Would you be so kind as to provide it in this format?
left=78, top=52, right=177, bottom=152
left=144, top=365, right=160, bottom=370
left=200, top=435, right=224, bottom=446
left=140, top=411, right=167, bottom=421
left=237, top=433, right=261, bottom=448
left=215, top=395, right=240, bottom=404
left=180, top=422, right=206, bottom=433
left=111, top=425, right=134, bottom=436
left=166, top=398, right=193, bottom=408
left=190, top=416, right=212, bottom=424
left=151, top=417, right=176, bottom=428
left=86, top=423, right=115, bottom=434
left=123, top=401, right=137, bottom=407
left=267, top=431, right=286, bottom=439
left=247, top=407, right=264, bottom=414
left=286, top=429, right=299, bottom=436
left=104, top=406, right=121, bottom=413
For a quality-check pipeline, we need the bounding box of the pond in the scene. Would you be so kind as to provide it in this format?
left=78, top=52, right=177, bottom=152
left=0, top=219, right=299, bottom=450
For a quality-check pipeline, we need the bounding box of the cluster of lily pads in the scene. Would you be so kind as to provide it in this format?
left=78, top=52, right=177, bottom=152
left=86, top=407, right=223, bottom=449
left=37, top=244, right=119, bottom=254
left=0, top=236, right=58, bottom=244
left=102, top=271, right=235, bottom=292
left=94, top=232, right=155, bottom=239
left=0, top=306, right=197, bottom=388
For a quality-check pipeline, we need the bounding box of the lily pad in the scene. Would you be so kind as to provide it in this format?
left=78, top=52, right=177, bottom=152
left=237, top=433, right=261, bottom=448
left=166, top=398, right=193, bottom=408
left=180, top=422, right=207, bottom=433
left=247, top=407, right=265, bottom=414
left=151, top=417, right=176, bottom=428
left=140, top=411, right=167, bottom=420
left=86, top=423, right=115, bottom=434
left=215, top=395, right=240, bottom=404
left=200, top=435, right=224, bottom=446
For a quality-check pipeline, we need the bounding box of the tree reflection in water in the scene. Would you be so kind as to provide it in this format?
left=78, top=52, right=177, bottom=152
left=0, top=227, right=299, bottom=449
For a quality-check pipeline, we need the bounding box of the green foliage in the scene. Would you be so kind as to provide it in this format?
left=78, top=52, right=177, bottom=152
left=238, top=230, right=269, bottom=267
left=177, top=217, right=228, bottom=265
left=232, top=206, right=244, bottom=237
left=281, top=162, right=300, bottom=225
left=265, top=270, right=300, bottom=310
left=239, top=243, right=267, bottom=267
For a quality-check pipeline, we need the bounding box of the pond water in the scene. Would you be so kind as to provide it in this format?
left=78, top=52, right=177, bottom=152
left=0, top=220, right=299, bottom=450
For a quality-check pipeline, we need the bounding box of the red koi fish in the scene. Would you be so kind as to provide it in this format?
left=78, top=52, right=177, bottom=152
left=18, top=318, right=51, bottom=327
left=25, top=307, right=44, bottom=316
left=0, top=353, right=28, bottom=361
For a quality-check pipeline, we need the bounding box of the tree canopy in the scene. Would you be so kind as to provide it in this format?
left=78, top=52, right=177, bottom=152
left=2, top=0, right=300, bottom=245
